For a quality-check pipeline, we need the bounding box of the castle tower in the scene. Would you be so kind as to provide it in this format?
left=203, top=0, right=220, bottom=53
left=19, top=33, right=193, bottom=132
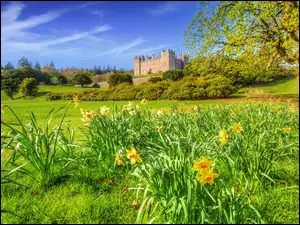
left=134, top=56, right=141, bottom=76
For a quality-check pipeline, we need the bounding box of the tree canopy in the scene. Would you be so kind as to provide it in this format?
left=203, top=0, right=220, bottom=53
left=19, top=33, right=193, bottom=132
left=184, top=1, right=299, bottom=66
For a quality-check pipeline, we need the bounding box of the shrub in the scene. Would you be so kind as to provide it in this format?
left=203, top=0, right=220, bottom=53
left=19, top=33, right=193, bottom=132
left=148, top=76, right=163, bottom=83
left=136, top=80, right=171, bottom=100
left=1, top=78, right=20, bottom=99
left=108, top=73, right=133, bottom=87
left=72, top=72, right=92, bottom=87
left=107, top=83, right=138, bottom=100
left=20, top=78, right=39, bottom=98
left=162, top=69, right=184, bottom=81
left=51, top=73, right=68, bottom=85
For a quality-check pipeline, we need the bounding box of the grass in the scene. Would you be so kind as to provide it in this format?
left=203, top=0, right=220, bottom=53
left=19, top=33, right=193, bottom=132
left=1, top=100, right=299, bottom=224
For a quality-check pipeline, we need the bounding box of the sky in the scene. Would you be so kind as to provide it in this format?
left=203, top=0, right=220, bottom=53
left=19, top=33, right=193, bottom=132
left=1, top=1, right=202, bottom=70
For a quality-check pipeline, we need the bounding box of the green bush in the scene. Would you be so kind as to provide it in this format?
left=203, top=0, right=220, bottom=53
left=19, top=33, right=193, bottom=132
left=20, top=78, right=39, bottom=98
left=108, top=73, right=133, bottom=87
left=162, top=69, right=184, bottom=81
left=148, top=76, right=163, bottom=83
left=1, top=78, right=20, bottom=99
left=136, top=80, right=171, bottom=100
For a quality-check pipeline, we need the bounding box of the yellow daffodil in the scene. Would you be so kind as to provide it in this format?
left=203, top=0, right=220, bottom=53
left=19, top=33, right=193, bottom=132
left=141, top=98, right=147, bottom=104
left=196, top=168, right=220, bottom=184
left=231, top=123, right=243, bottom=134
left=192, top=156, right=214, bottom=172
left=157, top=126, right=162, bottom=133
left=100, top=106, right=110, bottom=116
left=126, top=146, right=142, bottom=165
left=114, top=153, right=125, bottom=166
left=283, top=127, right=291, bottom=133
left=81, top=118, right=89, bottom=125
left=73, top=96, right=81, bottom=108
left=1, top=104, right=4, bottom=113
left=218, top=130, right=230, bottom=146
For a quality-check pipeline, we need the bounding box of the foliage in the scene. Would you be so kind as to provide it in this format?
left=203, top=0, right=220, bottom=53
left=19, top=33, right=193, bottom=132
left=18, top=56, right=31, bottom=68
left=50, top=73, right=68, bottom=85
left=185, top=1, right=299, bottom=65
left=4, top=62, right=14, bottom=70
left=34, top=61, right=41, bottom=70
left=108, top=73, right=133, bottom=87
left=72, top=72, right=92, bottom=87
left=20, top=78, right=39, bottom=98
left=162, top=69, right=185, bottom=81
left=148, top=76, right=163, bottom=83
left=1, top=78, right=20, bottom=99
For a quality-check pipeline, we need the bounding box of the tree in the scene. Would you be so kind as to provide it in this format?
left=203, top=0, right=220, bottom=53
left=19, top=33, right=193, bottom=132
left=50, top=60, right=55, bottom=69
left=18, top=56, right=31, bottom=68
left=2, top=78, right=20, bottom=99
left=72, top=72, right=92, bottom=87
left=50, top=73, right=68, bottom=85
left=34, top=61, right=41, bottom=70
left=162, top=70, right=184, bottom=81
left=108, top=73, right=133, bottom=87
left=20, top=78, right=39, bottom=98
left=185, top=1, right=299, bottom=66
left=4, top=62, right=14, bottom=70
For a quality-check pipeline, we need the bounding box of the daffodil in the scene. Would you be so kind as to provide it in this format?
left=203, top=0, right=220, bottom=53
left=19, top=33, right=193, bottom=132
left=196, top=168, right=220, bottom=184
left=100, top=106, right=110, bottom=116
left=218, top=130, right=230, bottom=146
left=1, top=104, right=4, bottom=113
left=81, top=118, right=89, bottom=125
left=283, top=127, right=291, bottom=133
left=231, top=123, right=243, bottom=134
left=126, top=146, right=143, bottom=165
left=73, top=96, right=81, bottom=108
left=141, top=98, right=147, bottom=104
left=86, top=112, right=94, bottom=119
left=114, top=153, right=125, bottom=166
left=192, top=156, right=214, bottom=172
left=129, top=110, right=136, bottom=116
left=193, top=105, right=198, bottom=111
left=157, top=109, right=163, bottom=117
left=157, top=126, right=162, bottom=133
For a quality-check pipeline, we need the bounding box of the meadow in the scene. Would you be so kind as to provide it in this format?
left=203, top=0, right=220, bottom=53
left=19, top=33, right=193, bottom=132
left=1, top=76, right=299, bottom=224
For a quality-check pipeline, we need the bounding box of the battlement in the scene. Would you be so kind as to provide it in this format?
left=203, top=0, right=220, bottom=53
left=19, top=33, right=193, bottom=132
left=133, top=49, right=189, bottom=76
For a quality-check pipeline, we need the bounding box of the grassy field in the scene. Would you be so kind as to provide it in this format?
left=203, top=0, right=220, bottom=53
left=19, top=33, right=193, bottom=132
left=1, top=77, right=299, bottom=224
left=1, top=100, right=299, bottom=223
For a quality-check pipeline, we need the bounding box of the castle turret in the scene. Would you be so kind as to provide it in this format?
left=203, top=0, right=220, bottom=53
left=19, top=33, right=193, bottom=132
left=134, top=56, right=141, bottom=76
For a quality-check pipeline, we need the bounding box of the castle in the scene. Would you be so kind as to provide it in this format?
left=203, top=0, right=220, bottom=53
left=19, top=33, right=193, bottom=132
left=133, top=49, right=189, bottom=76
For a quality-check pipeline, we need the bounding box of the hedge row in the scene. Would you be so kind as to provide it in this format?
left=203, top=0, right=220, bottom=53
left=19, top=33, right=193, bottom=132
left=46, top=75, right=237, bottom=101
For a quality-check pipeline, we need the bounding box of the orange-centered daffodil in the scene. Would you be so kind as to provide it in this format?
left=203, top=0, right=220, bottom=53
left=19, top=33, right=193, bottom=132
left=126, top=146, right=142, bottom=165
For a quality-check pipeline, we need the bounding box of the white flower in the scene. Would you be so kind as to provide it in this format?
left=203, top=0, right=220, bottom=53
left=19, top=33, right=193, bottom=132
left=100, top=106, right=110, bottom=116
left=157, top=109, right=163, bottom=116
left=129, top=110, right=136, bottom=116
left=194, top=105, right=198, bottom=111
left=141, top=98, right=147, bottom=104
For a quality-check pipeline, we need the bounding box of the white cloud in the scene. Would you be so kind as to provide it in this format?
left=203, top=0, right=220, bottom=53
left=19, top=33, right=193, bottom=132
left=91, top=10, right=104, bottom=17
left=149, top=2, right=179, bottom=16
left=100, top=38, right=148, bottom=56
left=125, top=44, right=172, bottom=56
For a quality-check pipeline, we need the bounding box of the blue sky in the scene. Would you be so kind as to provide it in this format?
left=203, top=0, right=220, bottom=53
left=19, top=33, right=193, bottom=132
left=1, top=1, right=201, bottom=70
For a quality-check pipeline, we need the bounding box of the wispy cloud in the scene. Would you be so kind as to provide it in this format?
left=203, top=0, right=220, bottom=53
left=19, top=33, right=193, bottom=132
left=125, top=44, right=172, bottom=56
left=91, top=10, right=104, bottom=17
left=100, top=38, right=148, bottom=56
left=149, top=2, right=179, bottom=16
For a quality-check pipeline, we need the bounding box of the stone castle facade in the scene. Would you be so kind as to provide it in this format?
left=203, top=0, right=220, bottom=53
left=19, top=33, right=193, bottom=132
left=133, top=49, right=189, bottom=76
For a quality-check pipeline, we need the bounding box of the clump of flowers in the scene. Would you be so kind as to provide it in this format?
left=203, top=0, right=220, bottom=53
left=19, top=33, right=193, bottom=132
left=73, top=96, right=81, bottom=108
left=126, top=146, right=143, bottom=165
left=100, top=106, right=110, bottom=116
left=218, top=130, right=230, bottom=146
left=192, top=156, right=219, bottom=185
left=122, top=102, right=136, bottom=115
left=80, top=108, right=96, bottom=125
left=282, top=127, right=291, bottom=133
left=141, top=98, right=147, bottom=104
left=231, top=123, right=243, bottom=134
